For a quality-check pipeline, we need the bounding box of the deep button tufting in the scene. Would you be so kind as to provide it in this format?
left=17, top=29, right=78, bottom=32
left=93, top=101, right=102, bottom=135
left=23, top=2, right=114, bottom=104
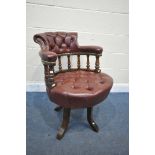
left=55, top=36, right=63, bottom=47
left=73, top=85, right=79, bottom=89
left=61, top=43, right=67, bottom=48
left=59, top=48, right=63, bottom=52
left=87, top=87, right=94, bottom=91
left=34, top=32, right=104, bottom=55
left=100, top=81, right=104, bottom=84
left=46, top=32, right=78, bottom=53
left=70, top=38, right=74, bottom=42
left=48, top=70, right=113, bottom=108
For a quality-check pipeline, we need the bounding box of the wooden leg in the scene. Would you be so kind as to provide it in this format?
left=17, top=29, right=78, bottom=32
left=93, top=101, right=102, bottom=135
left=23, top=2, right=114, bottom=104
left=87, top=107, right=99, bottom=132
left=56, top=108, right=71, bottom=140
left=54, top=106, right=62, bottom=112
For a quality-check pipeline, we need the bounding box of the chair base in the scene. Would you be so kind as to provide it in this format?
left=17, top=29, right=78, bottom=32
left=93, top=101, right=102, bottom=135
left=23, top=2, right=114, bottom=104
left=87, top=107, right=99, bottom=132
left=56, top=108, right=70, bottom=140
left=54, top=106, right=62, bottom=112
left=55, top=106, right=99, bottom=140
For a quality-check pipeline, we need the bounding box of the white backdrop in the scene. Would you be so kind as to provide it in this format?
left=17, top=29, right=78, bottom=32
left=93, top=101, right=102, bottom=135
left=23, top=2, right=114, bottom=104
left=26, top=0, right=129, bottom=86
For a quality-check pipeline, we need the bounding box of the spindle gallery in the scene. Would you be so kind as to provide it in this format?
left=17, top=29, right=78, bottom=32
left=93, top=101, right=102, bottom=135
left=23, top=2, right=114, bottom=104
left=34, top=32, right=113, bottom=140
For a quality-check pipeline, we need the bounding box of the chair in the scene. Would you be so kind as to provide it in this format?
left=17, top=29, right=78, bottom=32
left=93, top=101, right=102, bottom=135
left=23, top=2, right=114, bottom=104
left=33, top=32, right=113, bottom=140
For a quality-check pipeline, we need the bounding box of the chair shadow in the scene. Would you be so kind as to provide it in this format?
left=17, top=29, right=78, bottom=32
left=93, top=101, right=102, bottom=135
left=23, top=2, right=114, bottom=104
left=33, top=94, right=116, bottom=132
left=94, top=98, right=116, bottom=128
left=33, top=93, right=61, bottom=129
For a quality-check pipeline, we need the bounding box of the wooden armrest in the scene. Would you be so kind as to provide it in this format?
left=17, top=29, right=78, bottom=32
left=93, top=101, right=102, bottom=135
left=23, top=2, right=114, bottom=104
left=39, top=50, right=57, bottom=88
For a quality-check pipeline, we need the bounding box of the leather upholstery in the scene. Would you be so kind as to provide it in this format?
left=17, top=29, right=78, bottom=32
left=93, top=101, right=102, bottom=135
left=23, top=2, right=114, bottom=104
left=33, top=32, right=103, bottom=55
left=39, top=51, right=57, bottom=62
left=79, top=46, right=103, bottom=54
left=34, top=32, right=79, bottom=53
left=33, top=31, right=112, bottom=109
left=47, top=70, right=113, bottom=108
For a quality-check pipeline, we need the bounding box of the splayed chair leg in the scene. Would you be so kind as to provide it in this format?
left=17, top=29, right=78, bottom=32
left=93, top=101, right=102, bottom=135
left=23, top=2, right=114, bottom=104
left=54, top=106, right=62, bottom=112
left=56, top=108, right=71, bottom=140
left=87, top=107, right=99, bottom=132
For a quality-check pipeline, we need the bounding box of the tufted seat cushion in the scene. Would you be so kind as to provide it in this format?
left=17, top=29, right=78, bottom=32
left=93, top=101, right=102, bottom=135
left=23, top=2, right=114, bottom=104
left=47, top=70, right=113, bottom=108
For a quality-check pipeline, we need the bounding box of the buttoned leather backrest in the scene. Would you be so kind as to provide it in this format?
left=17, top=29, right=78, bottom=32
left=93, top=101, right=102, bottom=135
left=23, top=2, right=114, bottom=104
left=34, top=32, right=79, bottom=53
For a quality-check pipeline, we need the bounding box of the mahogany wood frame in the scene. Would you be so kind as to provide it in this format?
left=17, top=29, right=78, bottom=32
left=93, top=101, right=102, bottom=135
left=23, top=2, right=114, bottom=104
left=54, top=106, right=99, bottom=140
left=34, top=32, right=104, bottom=140
left=42, top=52, right=101, bottom=89
left=42, top=52, right=102, bottom=140
left=42, top=52, right=101, bottom=140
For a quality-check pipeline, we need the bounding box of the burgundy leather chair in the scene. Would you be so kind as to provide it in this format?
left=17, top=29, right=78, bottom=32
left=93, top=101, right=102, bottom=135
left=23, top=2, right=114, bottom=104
left=33, top=32, right=113, bottom=140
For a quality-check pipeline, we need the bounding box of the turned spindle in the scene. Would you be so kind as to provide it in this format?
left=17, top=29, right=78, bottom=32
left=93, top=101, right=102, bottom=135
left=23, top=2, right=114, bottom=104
left=67, top=55, right=71, bottom=70
left=95, top=55, right=100, bottom=72
left=77, top=54, right=80, bottom=69
left=58, top=56, right=62, bottom=71
left=86, top=54, right=90, bottom=70
left=44, top=64, right=56, bottom=88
